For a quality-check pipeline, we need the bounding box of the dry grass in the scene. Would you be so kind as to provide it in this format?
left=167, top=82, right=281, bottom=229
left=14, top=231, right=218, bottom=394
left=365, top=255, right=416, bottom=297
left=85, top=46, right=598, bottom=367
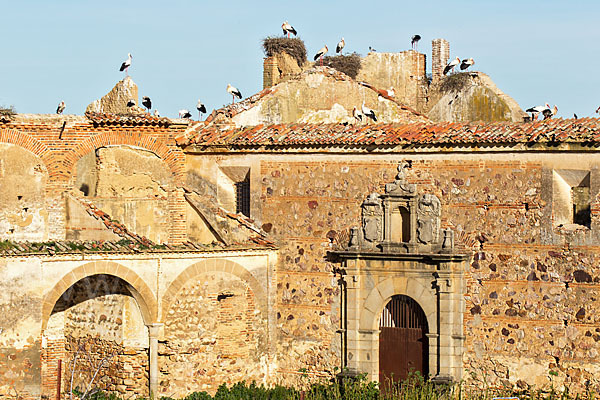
left=439, top=72, right=472, bottom=93
left=262, top=37, right=307, bottom=68
left=322, top=52, right=362, bottom=79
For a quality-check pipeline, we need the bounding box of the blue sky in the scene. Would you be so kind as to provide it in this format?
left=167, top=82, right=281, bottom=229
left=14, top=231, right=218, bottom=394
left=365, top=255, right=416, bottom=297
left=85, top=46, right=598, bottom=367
left=1, top=0, right=598, bottom=119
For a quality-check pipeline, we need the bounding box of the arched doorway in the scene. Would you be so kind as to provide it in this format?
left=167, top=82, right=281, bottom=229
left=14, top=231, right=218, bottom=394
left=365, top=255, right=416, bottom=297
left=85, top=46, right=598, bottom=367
left=379, top=295, right=429, bottom=384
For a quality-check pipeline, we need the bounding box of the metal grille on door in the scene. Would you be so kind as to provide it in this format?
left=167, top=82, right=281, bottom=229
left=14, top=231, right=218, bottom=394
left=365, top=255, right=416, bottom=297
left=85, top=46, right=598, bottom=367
left=379, top=295, right=429, bottom=385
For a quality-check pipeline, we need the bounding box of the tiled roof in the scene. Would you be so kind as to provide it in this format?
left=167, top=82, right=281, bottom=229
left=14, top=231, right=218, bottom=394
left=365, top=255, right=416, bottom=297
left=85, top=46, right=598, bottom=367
left=177, top=118, right=600, bottom=148
left=78, top=198, right=154, bottom=246
left=85, top=111, right=173, bottom=126
left=0, top=240, right=272, bottom=256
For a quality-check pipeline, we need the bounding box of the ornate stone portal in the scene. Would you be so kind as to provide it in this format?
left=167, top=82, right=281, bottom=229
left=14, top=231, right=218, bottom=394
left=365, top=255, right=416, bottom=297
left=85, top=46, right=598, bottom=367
left=331, top=162, right=468, bottom=383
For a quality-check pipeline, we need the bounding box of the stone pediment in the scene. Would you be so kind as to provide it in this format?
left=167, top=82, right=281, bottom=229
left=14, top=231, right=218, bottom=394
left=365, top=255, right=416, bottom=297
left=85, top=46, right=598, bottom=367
left=347, top=161, right=455, bottom=255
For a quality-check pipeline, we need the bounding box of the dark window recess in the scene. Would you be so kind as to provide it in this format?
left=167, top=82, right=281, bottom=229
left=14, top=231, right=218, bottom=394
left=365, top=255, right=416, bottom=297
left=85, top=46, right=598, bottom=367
left=572, top=186, right=591, bottom=227
left=236, top=176, right=250, bottom=217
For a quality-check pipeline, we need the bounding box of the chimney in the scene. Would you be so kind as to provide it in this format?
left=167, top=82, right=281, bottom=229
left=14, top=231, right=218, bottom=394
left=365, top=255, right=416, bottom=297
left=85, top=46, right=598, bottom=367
left=431, top=38, right=449, bottom=84
left=263, top=57, right=279, bottom=89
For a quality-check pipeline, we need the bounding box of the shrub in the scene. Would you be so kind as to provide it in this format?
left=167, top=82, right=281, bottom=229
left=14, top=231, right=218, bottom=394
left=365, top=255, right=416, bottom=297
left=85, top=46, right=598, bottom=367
left=322, top=53, right=362, bottom=79
left=262, top=37, right=307, bottom=68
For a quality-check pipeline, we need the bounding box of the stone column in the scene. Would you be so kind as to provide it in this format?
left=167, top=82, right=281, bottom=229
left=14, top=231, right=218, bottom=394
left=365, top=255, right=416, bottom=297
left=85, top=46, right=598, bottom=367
left=431, top=39, right=449, bottom=84
left=147, top=323, right=163, bottom=399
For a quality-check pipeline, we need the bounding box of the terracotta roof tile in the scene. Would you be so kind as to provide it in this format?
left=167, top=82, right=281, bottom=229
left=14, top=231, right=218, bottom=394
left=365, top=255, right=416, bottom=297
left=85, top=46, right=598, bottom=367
left=177, top=118, right=600, bottom=148
left=85, top=111, right=173, bottom=126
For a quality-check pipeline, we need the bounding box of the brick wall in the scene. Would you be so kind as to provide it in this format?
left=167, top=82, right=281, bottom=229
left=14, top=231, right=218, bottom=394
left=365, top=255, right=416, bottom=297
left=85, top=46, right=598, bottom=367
left=432, top=38, right=449, bottom=84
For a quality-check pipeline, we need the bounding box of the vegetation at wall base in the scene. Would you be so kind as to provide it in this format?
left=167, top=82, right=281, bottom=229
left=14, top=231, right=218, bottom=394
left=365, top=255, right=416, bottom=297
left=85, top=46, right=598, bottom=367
left=262, top=37, right=307, bottom=68
left=322, top=53, right=362, bottom=79
left=80, top=376, right=599, bottom=400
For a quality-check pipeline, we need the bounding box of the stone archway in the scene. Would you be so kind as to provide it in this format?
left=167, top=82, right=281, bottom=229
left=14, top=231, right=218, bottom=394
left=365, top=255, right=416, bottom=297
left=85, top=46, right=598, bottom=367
left=41, top=261, right=158, bottom=399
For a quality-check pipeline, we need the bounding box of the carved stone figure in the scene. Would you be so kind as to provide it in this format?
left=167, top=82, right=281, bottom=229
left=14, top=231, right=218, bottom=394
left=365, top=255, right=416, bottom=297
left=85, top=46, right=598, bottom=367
left=362, top=193, right=382, bottom=243
left=416, top=193, right=441, bottom=244
left=385, top=161, right=416, bottom=195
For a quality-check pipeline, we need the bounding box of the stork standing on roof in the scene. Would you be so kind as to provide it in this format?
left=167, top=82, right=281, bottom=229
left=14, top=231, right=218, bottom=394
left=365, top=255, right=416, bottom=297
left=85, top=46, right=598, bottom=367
left=153, top=110, right=160, bottom=117
left=314, top=45, right=328, bottom=66
left=179, top=109, right=192, bottom=119
left=526, top=103, right=550, bottom=121
left=127, top=99, right=136, bottom=108
left=444, top=57, right=460, bottom=75
left=361, top=101, right=377, bottom=122
left=227, top=84, right=242, bottom=104
left=460, top=58, right=475, bottom=71
left=543, top=105, right=558, bottom=120
left=411, top=35, right=421, bottom=50
left=197, top=99, right=207, bottom=120
left=282, top=21, right=297, bottom=38
left=120, top=53, right=132, bottom=76
left=142, top=96, right=152, bottom=113
left=56, top=101, right=65, bottom=114
left=336, top=38, right=345, bottom=55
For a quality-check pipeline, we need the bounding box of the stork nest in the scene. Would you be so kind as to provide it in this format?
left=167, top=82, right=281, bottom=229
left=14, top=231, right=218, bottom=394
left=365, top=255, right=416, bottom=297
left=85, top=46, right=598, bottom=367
left=439, top=72, right=472, bottom=93
left=262, top=37, right=307, bottom=68
left=321, top=53, right=362, bottom=79
left=0, top=105, right=16, bottom=117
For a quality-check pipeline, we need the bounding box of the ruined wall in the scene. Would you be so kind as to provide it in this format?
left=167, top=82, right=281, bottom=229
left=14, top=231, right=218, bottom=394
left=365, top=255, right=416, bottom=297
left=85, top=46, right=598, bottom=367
left=0, top=258, right=42, bottom=399
left=233, top=68, right=427, bottom=127
left=0, top=144, right=48, bottom=241
left=355, top=51, right=427, bottom=112
left=160, top=270, right=266, bottom=397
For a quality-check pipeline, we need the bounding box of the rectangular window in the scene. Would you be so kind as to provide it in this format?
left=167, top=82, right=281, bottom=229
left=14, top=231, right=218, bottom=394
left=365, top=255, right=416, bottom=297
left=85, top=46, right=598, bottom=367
left=553, top=170, right=591, bottom=228
left=235, top=175, right=250, bottom=217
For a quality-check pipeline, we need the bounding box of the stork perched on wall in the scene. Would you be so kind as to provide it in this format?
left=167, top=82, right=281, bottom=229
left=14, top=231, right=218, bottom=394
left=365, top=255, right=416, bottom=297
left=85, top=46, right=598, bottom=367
left=120, top=53, right=132, bottom=76
left=353, top=107, right=362, bottom=123
left=314, top=45, right=328, bottom=66
left=56, top=101, right=65, bottom=114
left=411, top=35, right=421, bottom=50
left=197, top=99, right=207, bottom=120
left=443, top=57, right=460, bottom=75
left=336, top=38, right=345, bottom=55
left=460, top=58, right=475, bottom=71
left=126, top=99, right=136, bottom=108
left=227, top=84, right=242, bottom=104
left=282, top=21, right=297, bottom=38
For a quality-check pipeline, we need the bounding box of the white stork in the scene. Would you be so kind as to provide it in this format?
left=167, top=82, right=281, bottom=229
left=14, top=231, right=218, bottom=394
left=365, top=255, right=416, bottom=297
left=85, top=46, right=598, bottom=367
left=282, top=21, right=297, bottom=38
left=361, top=101, right=377, bottom=122
left=120, top=53, right=132, bottom=76
left=142, top=96, right=152, bottom=113
left=336, top=38, right=345, bottom=55
left=314, top=45, right=328, bottom=66
left=56, top=101, right=65, bottom=114
left=526, top=103, right=550, bottom=121
left=126, top=99, right=136, bottom=108
left=153, top=110, right=160, bottom=117
left=443, top=57, right=460, bottom=75
left=460, top=58, right=475, bottom=71
left=179, top=109, right=192, bottom=119
left=227, top=84, right=242, bottom=104
left=411, top=35, right=421, bottom=50
left=197, top=99, right=207, bottom=120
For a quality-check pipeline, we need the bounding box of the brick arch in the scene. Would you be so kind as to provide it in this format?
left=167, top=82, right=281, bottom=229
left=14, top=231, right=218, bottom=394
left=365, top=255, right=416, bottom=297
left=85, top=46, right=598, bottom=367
left=62, top=131, right=184, bottom=185
left=41, top=261, right=158, bottom=330
left=360, top=277, right=437, bottom=334
left=0, top=128, right=53, bottom=176
left=161, top=258, right=267, bottom=320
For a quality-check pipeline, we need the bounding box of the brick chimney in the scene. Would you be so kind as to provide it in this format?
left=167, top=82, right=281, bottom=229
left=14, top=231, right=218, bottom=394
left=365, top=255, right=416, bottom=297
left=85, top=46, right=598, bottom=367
left=263, top=57, right=279, bottom=89
left=431, top=38, right=449, bottom=84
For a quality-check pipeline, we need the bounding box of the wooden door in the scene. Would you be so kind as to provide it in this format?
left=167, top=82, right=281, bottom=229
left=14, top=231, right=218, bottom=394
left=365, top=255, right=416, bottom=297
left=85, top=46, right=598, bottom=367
left=379, top=295, right=429, bottom=385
